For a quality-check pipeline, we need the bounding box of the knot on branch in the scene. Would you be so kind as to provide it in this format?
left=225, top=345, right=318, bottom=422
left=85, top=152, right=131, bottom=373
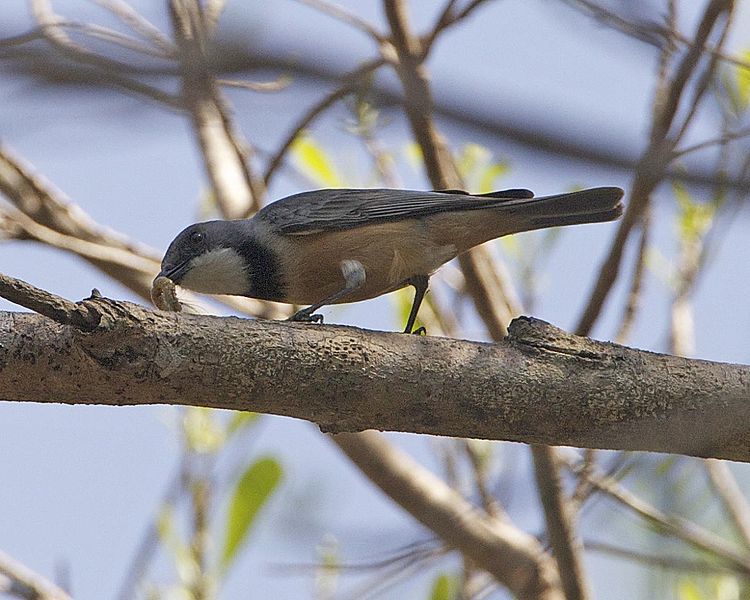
left=507, top=317, right=607, bottom=361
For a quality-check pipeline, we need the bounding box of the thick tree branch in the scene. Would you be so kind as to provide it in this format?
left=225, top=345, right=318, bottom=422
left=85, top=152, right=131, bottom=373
left=1, top=278, right=749, bottom=462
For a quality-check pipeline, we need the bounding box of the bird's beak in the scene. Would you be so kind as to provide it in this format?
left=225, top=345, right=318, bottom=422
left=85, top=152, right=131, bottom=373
left=159, top=259, right=191, bottom=283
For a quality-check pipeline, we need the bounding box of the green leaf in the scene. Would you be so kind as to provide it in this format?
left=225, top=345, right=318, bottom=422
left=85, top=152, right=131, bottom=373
left=404, top=142, right=424, bottom=170
left=456, top=143, right=491, bottom=180
left=429, top=573, right=458, bottom=600
left=226, top=411, right=260, bottom=438
left=183, top=407, right=225, bottom=454
left=672, top=181, right=716, bottom=241
left=291, top=133, right=342, bottom=187
left=679, top=580, right=704, bottom=600
left=736, top=49, right=750, bottom=111
left=221, top=456, right=283, bottom=571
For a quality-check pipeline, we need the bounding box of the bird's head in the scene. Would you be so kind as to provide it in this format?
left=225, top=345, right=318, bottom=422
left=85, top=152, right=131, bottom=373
left=158, top=221, right=251, bottom=295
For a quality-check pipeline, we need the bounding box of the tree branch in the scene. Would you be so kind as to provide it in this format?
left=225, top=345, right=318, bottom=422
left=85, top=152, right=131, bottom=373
left=333, top=432, right=563, bottom=600
left=1, top=275, right=749, bottom=462
left=0, top=549, right=73, bottom=600
left=531, top=446, right=590, bottom=600
left=169, top=0, right=264, bottom=218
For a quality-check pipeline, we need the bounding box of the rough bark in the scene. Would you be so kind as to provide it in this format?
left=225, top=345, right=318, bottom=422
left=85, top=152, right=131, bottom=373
left=1, top=298, right=748, bottom=462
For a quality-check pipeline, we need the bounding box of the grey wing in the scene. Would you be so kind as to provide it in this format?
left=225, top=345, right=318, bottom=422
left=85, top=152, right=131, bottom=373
left=257, top=188, right=534, bottom=235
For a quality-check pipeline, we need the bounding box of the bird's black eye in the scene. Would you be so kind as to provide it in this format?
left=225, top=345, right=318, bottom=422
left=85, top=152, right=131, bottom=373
left=189, top=231, right=205, bottom=245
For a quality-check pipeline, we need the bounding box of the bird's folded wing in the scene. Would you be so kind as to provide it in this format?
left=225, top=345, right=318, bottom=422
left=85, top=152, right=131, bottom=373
left=258, top=188, right=536, bottom=235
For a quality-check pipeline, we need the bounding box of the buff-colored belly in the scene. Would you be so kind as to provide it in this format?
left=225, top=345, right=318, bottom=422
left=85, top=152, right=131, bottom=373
left=279, top=220, right=457, bottom=304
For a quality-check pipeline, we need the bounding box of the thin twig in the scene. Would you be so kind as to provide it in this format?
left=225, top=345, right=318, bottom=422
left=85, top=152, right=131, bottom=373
left=568, top=461, right=750, bottom=575
left=575, top=0, right=733, bottom=336
left=705, top=460, right=750, bottom=549
left=585, top=540, right=745, bottom=576
left=218, top=75, right=292, bottom=92
left=263, top=57, right=386, bottom=188
left=422, top=0, right=493, bottom=56
left=89, top=0, right=176, bottom=55
left=614, top=209, right=650, bottom=344
left=463, top=441, right=507, bottom=520
left=565, top=0, right=750, bottom=70
left=292, top=0, right=385, bottom=43
left=0, top=550, right=74, bottom=600
left=673, top=126, right=750, bottom=158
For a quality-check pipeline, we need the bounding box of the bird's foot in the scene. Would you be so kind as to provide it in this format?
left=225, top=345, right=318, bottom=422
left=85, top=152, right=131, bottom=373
left=411, top=326, right=427, bottom=336
left=288, top=307, right=324, bottom=324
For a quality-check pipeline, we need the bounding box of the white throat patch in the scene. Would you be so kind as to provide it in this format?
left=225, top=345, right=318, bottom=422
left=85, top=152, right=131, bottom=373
left=180, top=247, right=249, bottom=295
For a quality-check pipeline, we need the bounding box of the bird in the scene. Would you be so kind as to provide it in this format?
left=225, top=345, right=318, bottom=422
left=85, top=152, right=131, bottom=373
left=157, top=186, right=624, bottom=333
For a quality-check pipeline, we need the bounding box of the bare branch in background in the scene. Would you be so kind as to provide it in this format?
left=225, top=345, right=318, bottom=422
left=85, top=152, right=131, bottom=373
left=169, top=0, right=264, bottom=218
left=532, top=446, right=590, bottom=600
left=218, top=75, right=292, bottom=92
left=422, top=0, right=493, bottom=55
left=568, top=460, right=750, bottom=576
left=263, top=57, right=387, bottom=189
left=90, top=0, right=176, bottom=55
left=705, top=460, right=750, bottom=550
left=0, top=550, right=74, bottom=600
left=614, top=209, right=650, bottom=344
left=575, top=0, right=734, bottom=336
left=585, top=540, right=746, bottom=576
left=293, top=0, right=386, bottom=43
left=333, top=432, right=563, bottom=600
left=565, top=0, right=750, bottom=70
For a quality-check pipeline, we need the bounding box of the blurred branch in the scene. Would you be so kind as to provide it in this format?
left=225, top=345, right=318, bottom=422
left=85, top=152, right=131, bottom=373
left=568, top=460, right=750, bottom=575
left=0, top=550, right=73, bottom=600
left=169, top=0, right=264, bottom=219
left=463, top=441, right=506, bottom=520
left=422, top=0, right=493, bottom=55
left=614, top=209, right=650, bottom=344
left=292, top=0, right=385, bottom=43
left=90, top=0, right=176, bottom=54
left=585, top=540, right=745, bottom=576
left=383, top=0, right=519, bottom=340
left=704, top=459, right=750, bottom=550
left=0, top=142, right=161, bottom=296
left=218, top=75, right=292, bottom=91
left=674, top=126, right=750, bottom=158
left=575, top=0, right=734, bottom=336
left=0, top=142, right=282, bottom=319
left=532, top=446, right=590, bottom=600
left=263, top=57, right=387, bottom=188
left=29, top=0, right=155, bottom=70
left=333, top=432, right=563, bottom=600
left=565, top=0, right=750, bottom=70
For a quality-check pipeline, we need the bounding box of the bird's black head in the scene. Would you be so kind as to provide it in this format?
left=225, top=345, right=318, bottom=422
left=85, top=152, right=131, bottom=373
left=159, top=220, right=252, bottom=295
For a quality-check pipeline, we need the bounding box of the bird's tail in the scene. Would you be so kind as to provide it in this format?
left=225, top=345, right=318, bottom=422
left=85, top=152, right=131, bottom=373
left=508, top=186, right=624, bottom=232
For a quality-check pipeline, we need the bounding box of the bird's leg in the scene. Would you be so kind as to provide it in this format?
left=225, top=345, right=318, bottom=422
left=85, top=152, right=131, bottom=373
left=288, top=260, right=366, bottom=324
left=404, top=275, right=429, bottom=334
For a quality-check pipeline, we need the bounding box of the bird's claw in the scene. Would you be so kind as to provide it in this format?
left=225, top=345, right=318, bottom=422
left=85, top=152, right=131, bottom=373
left=288, top=309, right=324, bottom=324
left=412, top=326, right=427, bottom=336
